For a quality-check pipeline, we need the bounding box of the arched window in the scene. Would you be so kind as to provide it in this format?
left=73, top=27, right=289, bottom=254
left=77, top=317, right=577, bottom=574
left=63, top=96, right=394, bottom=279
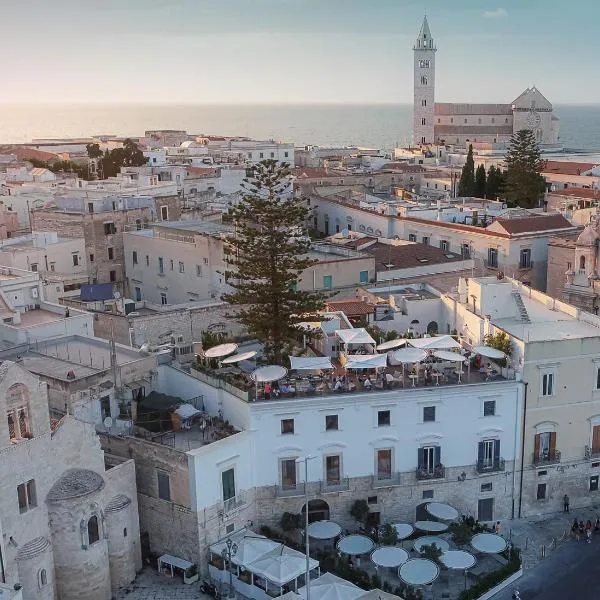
left=6, top=384, right=31, bottom=441
left=580, top=255, right=586, bottom=270
left=123, top=528, right=128, bottom=538
left=88, top=515, right=100, bottom=545
left=38, top=569, right=47, bottom=587
left=421, top=75, right=428, bottom=85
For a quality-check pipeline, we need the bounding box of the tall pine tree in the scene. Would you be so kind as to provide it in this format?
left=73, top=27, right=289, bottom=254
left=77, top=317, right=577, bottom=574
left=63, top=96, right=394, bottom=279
left=504, top=129, right=545, bottom=208
left=457, top=144, right=475, bottom=197
left=222, top=161, right=324, bottom=364
left=485, top=165, right=505, bottom=200
left=474, top=164, right=487, bottom=198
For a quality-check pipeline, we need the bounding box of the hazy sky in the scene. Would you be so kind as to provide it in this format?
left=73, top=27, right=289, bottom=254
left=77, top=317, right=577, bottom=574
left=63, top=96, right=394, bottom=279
left=2, top=0, right=598, bottom=104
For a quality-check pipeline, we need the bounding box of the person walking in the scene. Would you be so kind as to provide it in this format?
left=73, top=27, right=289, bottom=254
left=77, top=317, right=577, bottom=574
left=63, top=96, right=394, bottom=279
left=585, top=520, right=593, bottom=544
left=563, top=494, right=570, bottom=513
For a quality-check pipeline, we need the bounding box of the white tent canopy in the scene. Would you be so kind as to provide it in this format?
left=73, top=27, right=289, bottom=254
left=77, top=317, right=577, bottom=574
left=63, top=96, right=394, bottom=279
left=392, top=348, right=428, bottom=364
left=174, top=404, right=202, bottom=420
left=249, top=552, right=318, bottom=586
left=298, top=573, right=363, bottom=600
left=408, top=335, right=462, bottom=350
left=290, top=356, right=334, bottom=371
left=472, top=345, right=506, bottom=360
left=335, top=328, right=376, bottom=346
left=376, top=339, right=406, bottom=351
left=210, top=533, right=280, bottom=567
left=433, top=350, right=465, bottom=363
left=344, top=354, right=388, bottom=370
left=204, top=343, right=239, bottom=358
left=251, top=365, right=288, bottom=383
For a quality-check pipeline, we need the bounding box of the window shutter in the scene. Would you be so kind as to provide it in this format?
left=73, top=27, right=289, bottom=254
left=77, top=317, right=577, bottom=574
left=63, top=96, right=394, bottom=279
left=417, top=448, right=425, bottom=469
left=494, top=439, right=501, bottom=459
left=549, top=432, right=557, bottom=453
left=534, top=434, right=541, bottom=458
left=593, top=426, right=600, bottom=451
left=477, top=442, right=484, bottom=463
left=434, top=446, right=441, bottom=466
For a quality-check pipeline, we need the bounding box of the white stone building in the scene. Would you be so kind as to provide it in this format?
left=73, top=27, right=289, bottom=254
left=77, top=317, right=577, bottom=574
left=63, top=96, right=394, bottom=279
left=412, top=17, right=560, bottom=147
left=0, top=361, right=141, bottom=600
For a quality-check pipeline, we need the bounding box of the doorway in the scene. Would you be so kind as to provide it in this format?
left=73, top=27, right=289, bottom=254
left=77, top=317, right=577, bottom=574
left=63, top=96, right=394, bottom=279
left=478, top=498, right=494, bottom=522
left=301, top=499, right=330, bottom=523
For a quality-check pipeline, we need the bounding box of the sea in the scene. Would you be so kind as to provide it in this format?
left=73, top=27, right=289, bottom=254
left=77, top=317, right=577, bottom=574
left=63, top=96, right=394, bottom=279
left=1, top=103, right=600, bottom=154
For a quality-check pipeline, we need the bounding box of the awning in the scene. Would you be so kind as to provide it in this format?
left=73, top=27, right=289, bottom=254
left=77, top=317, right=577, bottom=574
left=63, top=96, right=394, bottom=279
left=344, top=354, right=388, bottom=370
left=408, top=335, right=462, bottom=350
left=376, top=339, right=406, bottom=351
left=433, top=350, right=465, bottom=363
left=472, top=345, right=506, bottom=360
left=249, top=551, right=319, bottom=586
left=298, top=573, right=363, bottom=600
left=290, top=356, right=334, bottom=371
left=392, top=348, right=427, bottom=363
left=158, top=554, right=194, bottom=571
left=335, top=328, right=376, bottom=346
left=210, top=533, right=281, bottom=567
left=174, top=404, right=202, bottom=420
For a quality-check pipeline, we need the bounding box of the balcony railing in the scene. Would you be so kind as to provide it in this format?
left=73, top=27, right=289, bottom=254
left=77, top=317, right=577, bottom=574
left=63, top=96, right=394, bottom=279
left=585, top=445, right=600, bottom=460
left=532, top=450, right=561, bottom=466
left=476, top=458, right=506, bottom=473
left=320, top=477, right=350, bottom=493
left=275, top=482, right=306, bottom=498
left=371, top=473, right=401, bottom=488
left=221, top=491, right=245, bottom=513
left=416, top=465, right=445, bottom=480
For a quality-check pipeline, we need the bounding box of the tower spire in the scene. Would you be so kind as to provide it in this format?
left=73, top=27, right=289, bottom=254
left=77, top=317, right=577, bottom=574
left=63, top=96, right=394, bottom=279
left=413, top=17, right=437, bottom=146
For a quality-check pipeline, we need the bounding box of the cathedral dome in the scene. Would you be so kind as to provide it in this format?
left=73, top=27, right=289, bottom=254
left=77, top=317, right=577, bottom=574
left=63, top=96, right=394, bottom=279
left=47, top=468, right=104, bottom=502
left=576, top=224, right=600, bottom=246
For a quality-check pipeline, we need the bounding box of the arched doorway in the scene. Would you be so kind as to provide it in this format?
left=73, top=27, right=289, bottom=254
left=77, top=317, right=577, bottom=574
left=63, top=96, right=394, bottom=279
left=426, top=321, right=438, bottom=335
left=301, top=500, right=330, bottom=523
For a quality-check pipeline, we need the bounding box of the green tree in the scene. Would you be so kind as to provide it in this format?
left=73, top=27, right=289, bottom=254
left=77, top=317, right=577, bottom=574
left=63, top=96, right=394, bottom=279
left=86, top=143, right=103, bottom=159
left=474, top=164, right=487, bottom=198
left=349, top=499, right=370, bottom=525
left=483, top=331, right=512, bottom=367
left=280, top=512, right=301, bottom=532
left=379, top=523, right=399, bottom=546
left=222, top=160, right=325, bottom=364
left=504, top=129, right=545, bottom=208
left=122, top=138, right=146, bottom=167
left=485, top=165, right=505, bottom=199
left=457, top=144, right=475, bottom=197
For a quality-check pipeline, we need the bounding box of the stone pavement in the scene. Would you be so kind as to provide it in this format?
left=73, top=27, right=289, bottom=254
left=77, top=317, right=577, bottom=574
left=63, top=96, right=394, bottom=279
left=114, top=568, right=210, bottom=600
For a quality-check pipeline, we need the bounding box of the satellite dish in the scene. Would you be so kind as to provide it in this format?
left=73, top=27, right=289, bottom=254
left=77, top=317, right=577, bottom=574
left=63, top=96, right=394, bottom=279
left=103, top=417, right=113, bottom=430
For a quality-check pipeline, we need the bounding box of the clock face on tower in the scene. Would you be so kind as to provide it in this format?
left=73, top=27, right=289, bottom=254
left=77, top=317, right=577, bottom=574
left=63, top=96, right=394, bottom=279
left=527, top=110, right=541, bottom=128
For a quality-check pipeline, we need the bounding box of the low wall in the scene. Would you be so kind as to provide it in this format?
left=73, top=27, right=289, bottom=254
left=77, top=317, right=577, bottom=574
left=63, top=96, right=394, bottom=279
left=480, top=568, right=522, bottom=600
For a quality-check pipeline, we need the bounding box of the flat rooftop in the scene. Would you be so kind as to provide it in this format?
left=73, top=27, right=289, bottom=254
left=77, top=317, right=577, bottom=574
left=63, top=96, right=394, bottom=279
left=367, top=241, right=464, bottom=272
left=154, top=220, right=233, bottom=235
left=17, top=309, right=65, bottom=328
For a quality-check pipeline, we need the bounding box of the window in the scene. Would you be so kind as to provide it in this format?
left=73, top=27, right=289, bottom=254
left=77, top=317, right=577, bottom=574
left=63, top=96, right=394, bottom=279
left=145, top=255, right=149, bottom=266
left=132, top=251, right=138, bottom=265
left=178, top=261, right=185, bottom=273
left=519, top=248, right=532, bottom=269
left=259, top=152, right=264, bottom=159
left=422, top=490, right=434, bottom=499
left=39, top=569, right=48, bottom=587
left=30, top=263, right=38, bottom=272
left=483, top=400, right=496, bottom=416
left=481, top=482, right=493, bottom=492
left=157, top=471, right=171, bottom=501
left=418, top=446, right=440, bottom=473
left=103, top=222, right=116, bottom=235
left=135, top=219, right=142, bottom=230
left=270, top=152, right=275, bottom=158
left=359, top=270, right=369, bottom=284
left=160, top=206, right=169, bottom=220
left=408, top=234, right=417, bottom=242
left=221, top=468, right=235, bottom=501
left=461, top=243, right=470, bottom=258
left=50, top=263, right=55, bottom=272
left=422, top=236, right=429, bottom=245
left=421, top=117, right=426, bottom=126
left=281, top=418, right=295, bottom=435
left=123, top=528, right=128, bottom=537
left=377, top=410, right=390, bottom=427
left=281, top=458, right=297, bottom=489
left=325, top=455, right=341, bottom=485
left=534, top=431, right=556, bottom=461
left=593, top=425, right=600, bottom=453
left=325, top=414, right=338, bottom=431
left=160, top=292, right=167, bottom=305
left=17, top=479, right=36, bottom=513
left=376, top=449, right=392, bottom=479
left=284, top=152, right=289, bottom=158
left=72, top=254, right=79, bottom=267
left=204, top=257, right=209, bottom=265
left=420, top=75, right=428, bottom=85
left=158, top=257, right=164, bottom=274
left=536, top=483, right=547, bottom=500
left=134, top=287, right=142, bottom=301
left=196, top=265, right=202, bottom=277
left=440, top=240, right=448, bottom=252
left=87, top=515, right=100, bottom=544
left=367, top=496, right=378, bottom=504
left=108, top=247, right=114, bottom=260
left=487, top=248, right=498, bottom=268
left=423, top=406, right=436, bottom=422
left=541, top=372, right=555, bottom=396
left=170, top=259, right=174, bottom=271
left=478, top=439, right=500, bottom=469
left=88, top=202, right=94, bottom=213
left=109, top=270, right=116, bottom=282
left=591, top=476, right=599, bottom=492
left=323, top=275, right=333, bottom=290
left=112, top=201, right=117, bottom=211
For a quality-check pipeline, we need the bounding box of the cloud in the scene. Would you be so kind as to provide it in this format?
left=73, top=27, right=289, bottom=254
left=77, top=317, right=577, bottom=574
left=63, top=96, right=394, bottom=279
left=483, top=8, right=508, bottom=18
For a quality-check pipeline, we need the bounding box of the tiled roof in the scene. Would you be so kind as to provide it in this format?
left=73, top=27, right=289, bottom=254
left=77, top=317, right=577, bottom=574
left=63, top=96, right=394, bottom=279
left=380, top=163, right=426, bottom=173
left=325, top=299, right=375, bottom=316
left=366, top=242, right=464, bottom=271
left=551, top=187, right=600, bottom=200
left=0, top=146, right=59, bottom=162
left=542, top=160, right=596, bottom=176
left=186, top=167, right=218, bottom=176
left=489, top=214, right=574, bottom=235
left=293, top=167, right=337, bottom=178
left=434, top=103, right=512, bottom=116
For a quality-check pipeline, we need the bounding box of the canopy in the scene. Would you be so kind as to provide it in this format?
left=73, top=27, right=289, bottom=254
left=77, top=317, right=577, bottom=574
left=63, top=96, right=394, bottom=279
left=392, top=348, right=427, bottom=363
left=408, top=335, right=462, bottom=350
left=307, top=520, right=342, bottom=540
left=249, top=552, right=318, bottom=586
left=204, top=343, right=238, bottom=359
left=399, top=558, right=440, bottom=586
left=221, top=350, right=257, bottom=364
left=298, top=573, right=363, bottom=600
left=376, top=339, right=406, bottom=351
left=158, top=554, right=194, bottom=571
left=370, top=546, right=409, bottom=568
left=439, top=550, right=476, bottom=570
left=472, top=345, right=507, bottom=360
left=471, top=533, right=507, bottom=554
left=174, top=404, right=202, bottom=420
left=413, top=536, right=450, bottom=554
left=392, top=523, right=414, bottom=540
left=335, top=328, right=376, bottom=346
left=210, top=534, right=280, bottom=567
left=425, top=502, right=459, bottom=521
left=251, top=365, right=288, bottom=383
left=336, top=535, right=375, bottom=556
left=414, top=521, right=448, bottom=533
left=290, top=356, right=334, bottom=371
left=344, top=354, right=388, bottom=370
left=433, top=350, right=465, bottom=363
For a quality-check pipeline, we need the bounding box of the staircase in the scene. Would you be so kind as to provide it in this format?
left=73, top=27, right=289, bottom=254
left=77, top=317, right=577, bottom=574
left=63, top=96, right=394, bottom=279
left=512, top=291, right=531, bottom=323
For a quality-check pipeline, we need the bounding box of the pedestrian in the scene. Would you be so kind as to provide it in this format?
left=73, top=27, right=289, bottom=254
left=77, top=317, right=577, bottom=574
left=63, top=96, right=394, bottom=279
left=572, top=518, right=580, bottom=540
left=595, top=517, right=600, bottom=532
left=264, top=382, right=272, bottom=400
left=494, top=520, right=502, bottom=535
left=585, top=520, right=593, bottom=544
left=563, top=494, right=570, bottom=512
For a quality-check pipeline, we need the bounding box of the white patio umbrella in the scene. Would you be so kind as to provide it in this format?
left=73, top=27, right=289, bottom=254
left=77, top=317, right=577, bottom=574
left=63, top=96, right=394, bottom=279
left=408, top=335, right=461, bottom=350
left=433, top=350, right=467, bottom=382
left=251, top=365, right=288, bottom=401
left=413, top=536, right=450, bottom=554
left=289, top=356, right=334, bottom=371
left=471, top=533, right=507, bottom=554
left=307, top=520, right=342, bottom=540
left=221, top=350, right=257, bottom=364
left=425, top=502, right=459, bottom=521
left=399, top=558, right=440, bottom=586
left=392, top=348, right=427, bottom=386
left=370, top=546, right=409, bottom=568
left=204, top=342, right=238, bottom=359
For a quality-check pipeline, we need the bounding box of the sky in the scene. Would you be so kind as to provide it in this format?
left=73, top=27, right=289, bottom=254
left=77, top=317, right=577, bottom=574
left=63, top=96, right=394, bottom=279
left=1, top=0, right=599, bottom=105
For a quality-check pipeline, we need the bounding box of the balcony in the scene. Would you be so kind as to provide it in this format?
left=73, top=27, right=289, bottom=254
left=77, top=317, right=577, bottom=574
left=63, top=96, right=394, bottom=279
left=275, top=482, right=306, bottom=498
left=371, top=473, right=401, bottom=488
left=476, top=458, right=506, bottom=474
left=585, top=446, right=600, bottom=460
left=320, top=477, right=350, bottom=494
left=221, top=491, right=245, bottom=513
left=532, top=450, right=561, bottom=466
left=416, top=465, right=445, bottom=481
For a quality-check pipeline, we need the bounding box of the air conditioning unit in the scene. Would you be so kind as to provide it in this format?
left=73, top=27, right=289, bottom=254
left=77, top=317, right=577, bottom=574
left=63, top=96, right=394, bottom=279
left=31, top=288, right=39, bottom=298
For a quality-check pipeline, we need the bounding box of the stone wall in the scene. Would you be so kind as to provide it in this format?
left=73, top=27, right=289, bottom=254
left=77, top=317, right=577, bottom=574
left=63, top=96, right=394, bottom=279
left=547, top=237, right=576, bottom=302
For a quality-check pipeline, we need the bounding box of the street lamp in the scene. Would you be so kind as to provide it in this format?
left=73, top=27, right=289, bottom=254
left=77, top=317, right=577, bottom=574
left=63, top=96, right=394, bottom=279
left=296, top=456, right=316, bottom=600
left=221, top=538, right=238, bottom=600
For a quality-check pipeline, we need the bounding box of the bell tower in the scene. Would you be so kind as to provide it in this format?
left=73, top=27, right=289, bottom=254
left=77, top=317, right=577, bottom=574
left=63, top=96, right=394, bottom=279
left=413, top=16, right=436, bottom=145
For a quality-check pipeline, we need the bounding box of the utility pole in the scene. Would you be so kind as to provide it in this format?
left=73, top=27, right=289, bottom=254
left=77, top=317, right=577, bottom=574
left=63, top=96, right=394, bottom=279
left=297, top=456, right=316, bottom=600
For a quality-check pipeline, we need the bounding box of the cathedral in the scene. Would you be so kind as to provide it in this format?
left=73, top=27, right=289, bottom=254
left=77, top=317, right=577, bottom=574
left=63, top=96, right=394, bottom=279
left=412, top=17, right=560, bottom=147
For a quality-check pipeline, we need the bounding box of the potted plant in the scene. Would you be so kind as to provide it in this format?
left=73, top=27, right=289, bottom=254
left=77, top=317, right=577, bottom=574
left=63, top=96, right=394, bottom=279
left=184, top=564, right=199, bottom=584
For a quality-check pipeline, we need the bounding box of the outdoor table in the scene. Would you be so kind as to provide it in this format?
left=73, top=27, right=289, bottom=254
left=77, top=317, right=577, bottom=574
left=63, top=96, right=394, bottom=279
left=399, top=558, right=440, bottom=586
left=409, top=374, right=418, bottom=387
left=453, top=370, right=463, bottom=383
left=414, top=521, right=448, bottom=533
left=413, top=536, right=450, bottom=554
left=471, top=533, right=507, bottom=554
left=425, top=502, right=459, bottom=521
left=432, top=372, right=442, bottom=386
